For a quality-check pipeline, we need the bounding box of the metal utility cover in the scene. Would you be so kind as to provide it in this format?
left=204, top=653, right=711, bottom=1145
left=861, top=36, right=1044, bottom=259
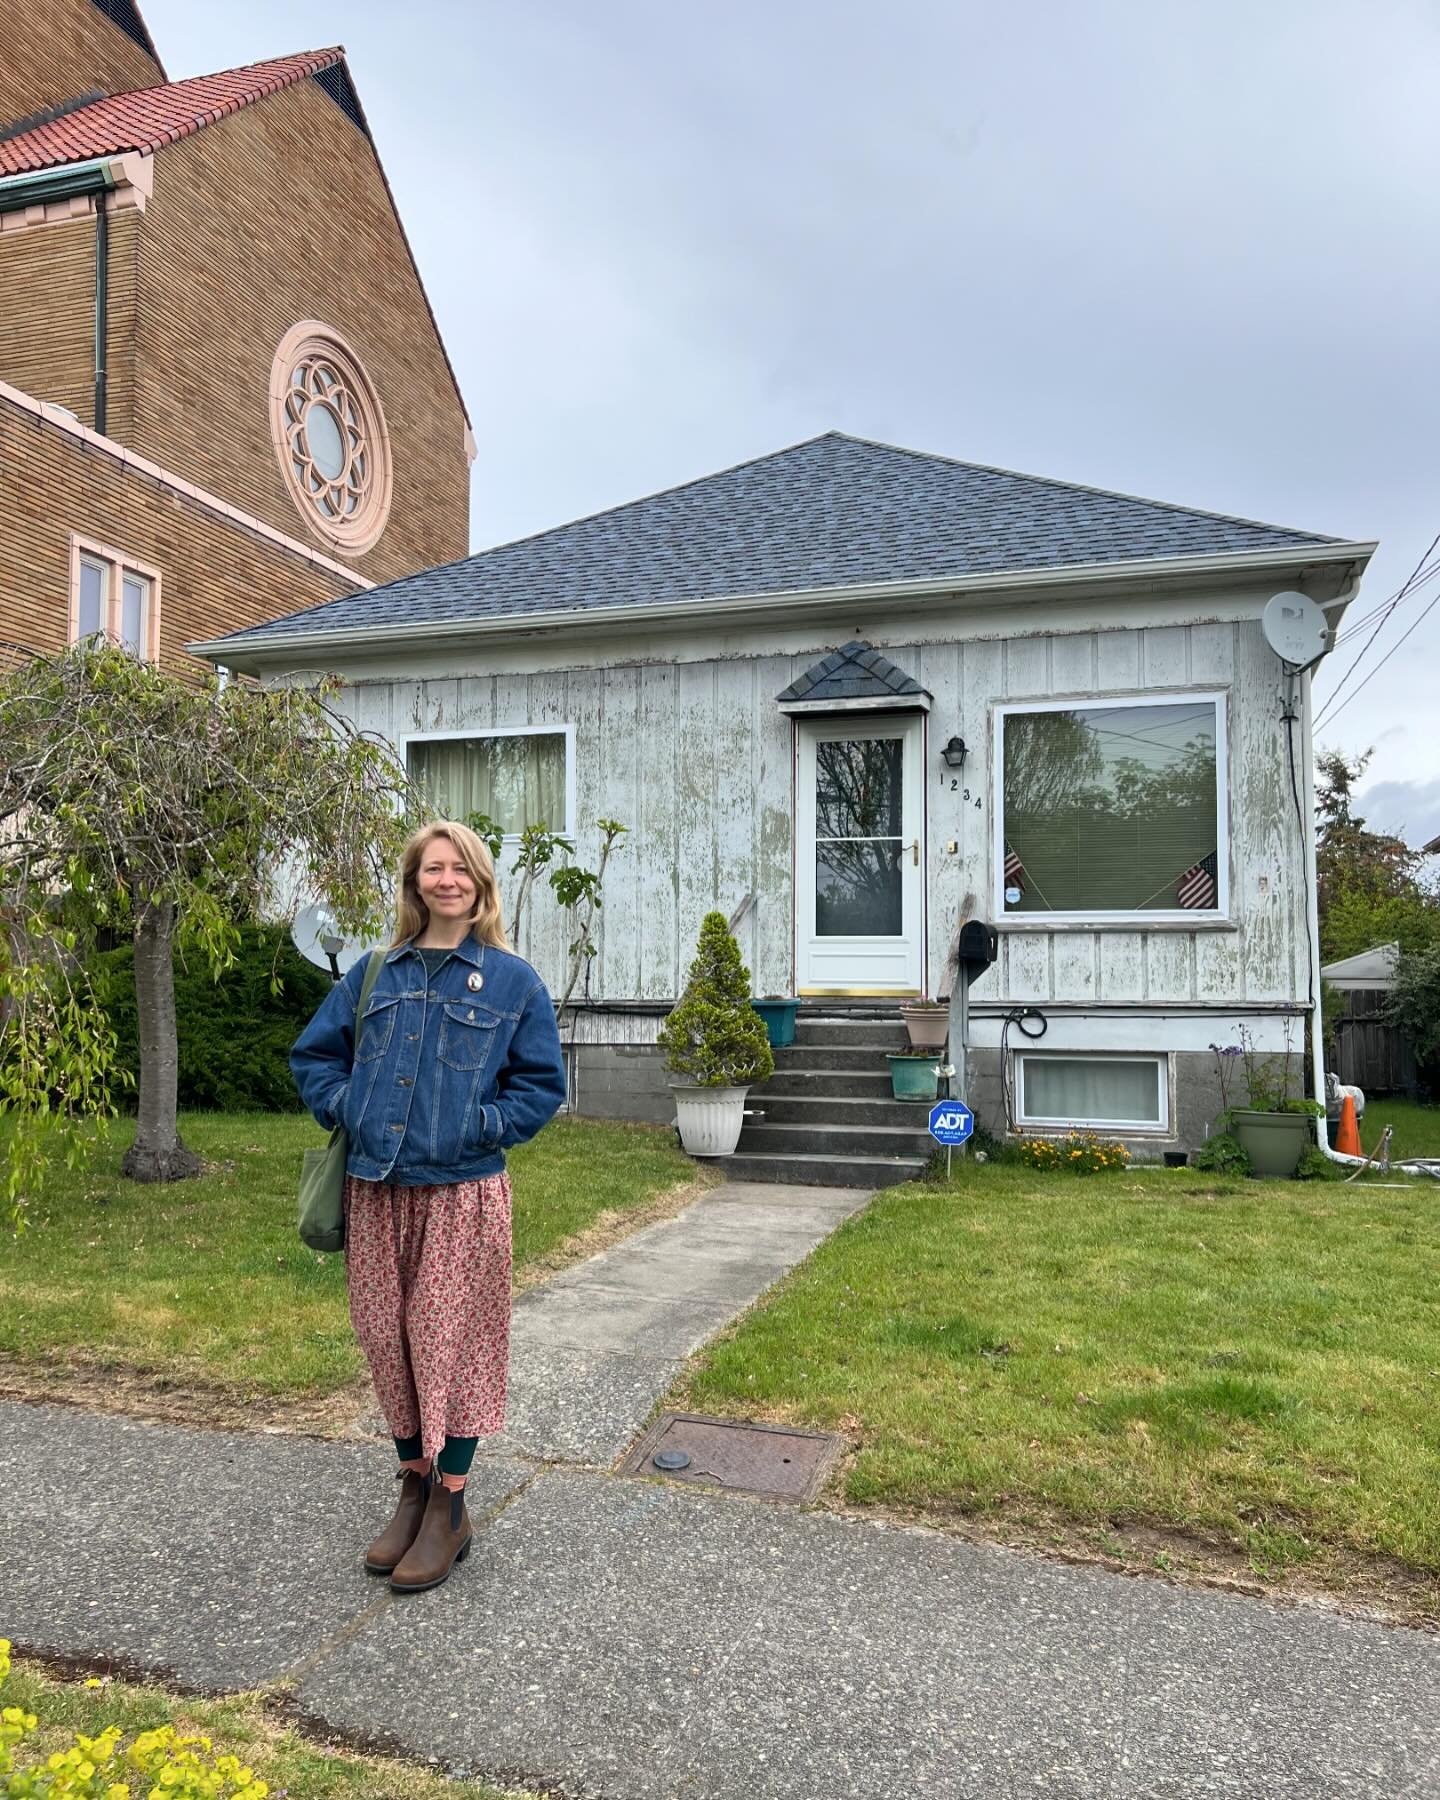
left=622, top=1412, right=841, bottom=1503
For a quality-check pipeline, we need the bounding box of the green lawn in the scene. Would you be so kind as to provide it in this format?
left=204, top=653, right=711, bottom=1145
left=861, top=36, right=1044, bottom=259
left=0, top=1113, right=698, bottom=1396
left=1347, top=1095, right=1440, bottom=1160
left=677, top=1157, right=1440, bottom=1581
left=0, top=1650, right=517, bottom=1798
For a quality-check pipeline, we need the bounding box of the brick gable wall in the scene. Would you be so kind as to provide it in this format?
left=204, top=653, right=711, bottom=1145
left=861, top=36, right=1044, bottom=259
left=0, top=393, right=356, bottom=671
left=0, top=0, right=164, bottom=126
left=0, top=208, right=141, bottom=435
left=130, top=77, right=469, bottom=585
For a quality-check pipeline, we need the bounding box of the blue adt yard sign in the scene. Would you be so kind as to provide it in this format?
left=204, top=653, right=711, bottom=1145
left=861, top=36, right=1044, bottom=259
left=928, top=1101, right=974, bottom=1146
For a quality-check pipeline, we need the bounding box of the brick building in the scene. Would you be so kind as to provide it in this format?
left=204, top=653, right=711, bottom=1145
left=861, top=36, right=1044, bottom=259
left=0, top=0, right=471, bottom=672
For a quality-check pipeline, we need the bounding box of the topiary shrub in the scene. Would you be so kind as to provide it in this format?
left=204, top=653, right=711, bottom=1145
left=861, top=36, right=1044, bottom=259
left=658, top=911, right=774, bottom=1088
left=91, top=925, right=333, bottom=1113
left=1193, top=1131, right=1251, bottom=1176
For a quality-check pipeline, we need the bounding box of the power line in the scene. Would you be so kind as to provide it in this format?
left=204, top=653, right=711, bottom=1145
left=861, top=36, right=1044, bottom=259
left=1316, top=528, right=1440, bottom=726
left=1316, top=581, right=1440, bottom=733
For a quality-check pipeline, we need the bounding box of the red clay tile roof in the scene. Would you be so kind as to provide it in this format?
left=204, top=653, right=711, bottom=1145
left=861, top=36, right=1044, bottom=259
left=0, top=48, right=343, bottom=175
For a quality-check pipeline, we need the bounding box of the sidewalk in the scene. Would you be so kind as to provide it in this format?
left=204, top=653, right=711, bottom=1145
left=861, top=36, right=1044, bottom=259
left=4, top=1181, right=1439, bottom=1798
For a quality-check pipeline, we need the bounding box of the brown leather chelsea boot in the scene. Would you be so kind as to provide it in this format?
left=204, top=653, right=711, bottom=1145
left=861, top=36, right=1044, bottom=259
left=364, top=1467, right=432, bottom=1576
left=389, top=1480, right=472, bottom=1594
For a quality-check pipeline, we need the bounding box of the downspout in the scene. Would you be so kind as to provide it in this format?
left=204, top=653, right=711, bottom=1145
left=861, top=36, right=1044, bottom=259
left=94, top=189, right=108, bottom=435
left=1306, top=569, right=1371, bottom=1168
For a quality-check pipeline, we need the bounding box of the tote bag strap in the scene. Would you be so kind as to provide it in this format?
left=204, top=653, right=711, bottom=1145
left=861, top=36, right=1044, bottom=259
left=353, top=948, right=386, bottom=1054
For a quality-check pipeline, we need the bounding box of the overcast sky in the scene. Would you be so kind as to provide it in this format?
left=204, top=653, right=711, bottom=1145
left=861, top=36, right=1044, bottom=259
left=145, top=0, right=1440, bottom=848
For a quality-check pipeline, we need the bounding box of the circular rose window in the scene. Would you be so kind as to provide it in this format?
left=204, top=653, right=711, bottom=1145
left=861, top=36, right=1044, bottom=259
left=268, top=323, right=392, bottom=553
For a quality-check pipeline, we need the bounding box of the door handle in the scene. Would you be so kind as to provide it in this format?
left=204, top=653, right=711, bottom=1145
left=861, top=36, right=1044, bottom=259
left=911, top=838, right=920, bottom=867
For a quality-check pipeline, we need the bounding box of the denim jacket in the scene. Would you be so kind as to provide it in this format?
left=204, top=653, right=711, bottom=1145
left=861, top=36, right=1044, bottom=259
left=289, top=935, right=566, bottom=1186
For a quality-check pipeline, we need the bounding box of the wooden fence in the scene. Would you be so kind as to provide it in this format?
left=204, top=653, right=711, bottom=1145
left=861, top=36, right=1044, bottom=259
left=1331, top=988, right=1420, bottom=1095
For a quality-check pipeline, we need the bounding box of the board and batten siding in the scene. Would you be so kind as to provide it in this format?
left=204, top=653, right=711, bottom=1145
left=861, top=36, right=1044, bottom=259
left=327, top=613, right=1307, bottom=1010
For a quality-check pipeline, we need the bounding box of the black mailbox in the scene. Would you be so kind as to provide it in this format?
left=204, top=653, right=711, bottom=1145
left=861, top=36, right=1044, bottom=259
left=957, top=920, right=997, bottom=971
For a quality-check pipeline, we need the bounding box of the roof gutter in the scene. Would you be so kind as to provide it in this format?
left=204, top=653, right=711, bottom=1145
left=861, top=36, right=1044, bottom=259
left=189, top=538, right=1378, bottom=667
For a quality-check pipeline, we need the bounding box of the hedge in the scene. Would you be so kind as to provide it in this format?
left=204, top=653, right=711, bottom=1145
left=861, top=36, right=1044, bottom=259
left=90, top=925, right=335, bottom=1113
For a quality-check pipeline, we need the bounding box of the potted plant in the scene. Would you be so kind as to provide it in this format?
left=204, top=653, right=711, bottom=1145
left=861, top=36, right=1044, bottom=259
left=659, top=911, right=775, bottom=1155
left=1210, top=1025, right=1322, bottom=1178
left=886, top=1051, right=941, bottom=1102
left=899, top=999, right=949, bottom=1050
left=751, top=994, right=800, bottom=1048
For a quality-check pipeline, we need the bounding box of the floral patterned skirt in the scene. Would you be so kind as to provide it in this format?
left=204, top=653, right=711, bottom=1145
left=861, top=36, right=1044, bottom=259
left=343, top=1173, right=513, bottom=1463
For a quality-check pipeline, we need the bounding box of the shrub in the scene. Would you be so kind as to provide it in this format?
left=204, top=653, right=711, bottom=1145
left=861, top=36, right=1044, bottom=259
left=1294, top=1146, right=1343, bottom=1182
left=1193, top=1132, right=1252, bottom=1176
left=91, top=926, right=333, bottom=1113
left=658, top=912, right=774, bottom=1087
left=1018, top=1132, right=1130, bottom=1174
left=0, top=1635, right=270, bottom=1798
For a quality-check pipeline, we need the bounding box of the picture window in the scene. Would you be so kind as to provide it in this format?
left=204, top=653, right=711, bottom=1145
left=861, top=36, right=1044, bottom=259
left=1015, top=1054, right=1168, bottom=1132
left=996, top=693, right=1226, bottom=918
left=404, top=728, right=575, bottom=838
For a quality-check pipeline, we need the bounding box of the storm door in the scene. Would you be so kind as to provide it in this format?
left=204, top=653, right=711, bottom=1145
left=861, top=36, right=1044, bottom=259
left=796, top=715, right=925, bottom=994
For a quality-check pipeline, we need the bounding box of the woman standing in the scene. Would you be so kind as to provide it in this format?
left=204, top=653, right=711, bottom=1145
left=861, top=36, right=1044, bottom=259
left=291, top=820, right=566, bottom=1593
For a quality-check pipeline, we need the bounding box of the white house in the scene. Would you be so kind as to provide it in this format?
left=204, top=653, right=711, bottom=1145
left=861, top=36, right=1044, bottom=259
left=196, top=434, right=1374, bottom=1178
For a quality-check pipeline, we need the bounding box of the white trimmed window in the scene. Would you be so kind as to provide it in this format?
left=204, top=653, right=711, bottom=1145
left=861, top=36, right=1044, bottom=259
left=403, top=726, right=575, bottom=838
left=995, top=692, right=1227, bottom=920
left=1016, top=1054, right=1169, bottom=1133
left=69, top=536, right=160, bottom=660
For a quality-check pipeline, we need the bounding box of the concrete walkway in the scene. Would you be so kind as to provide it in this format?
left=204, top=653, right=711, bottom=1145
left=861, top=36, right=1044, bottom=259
left=4, top=1181, right=1439, bottom=1798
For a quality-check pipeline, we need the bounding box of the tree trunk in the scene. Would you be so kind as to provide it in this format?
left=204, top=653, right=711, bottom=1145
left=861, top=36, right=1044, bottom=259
left=121, top=901, right=202, bottom=1182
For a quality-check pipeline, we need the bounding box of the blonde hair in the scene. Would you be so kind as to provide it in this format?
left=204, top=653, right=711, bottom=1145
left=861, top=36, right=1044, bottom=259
left=392, top=820, right=510, bottom=951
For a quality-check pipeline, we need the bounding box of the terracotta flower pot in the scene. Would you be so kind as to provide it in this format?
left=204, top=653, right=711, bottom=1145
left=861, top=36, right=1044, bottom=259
left=899, top=1004, right=949, bottom=1051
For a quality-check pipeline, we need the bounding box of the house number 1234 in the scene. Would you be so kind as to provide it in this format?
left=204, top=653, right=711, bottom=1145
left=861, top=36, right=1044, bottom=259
left=947, top=780, right=982, bottom=807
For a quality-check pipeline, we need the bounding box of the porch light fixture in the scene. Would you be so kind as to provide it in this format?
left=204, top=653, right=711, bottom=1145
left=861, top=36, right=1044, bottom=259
left=940, top=736, right=967, bottom=769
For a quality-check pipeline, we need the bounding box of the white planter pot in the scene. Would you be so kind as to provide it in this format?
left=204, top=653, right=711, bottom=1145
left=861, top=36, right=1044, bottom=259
left=672, top=1084, right=750, bottom=1156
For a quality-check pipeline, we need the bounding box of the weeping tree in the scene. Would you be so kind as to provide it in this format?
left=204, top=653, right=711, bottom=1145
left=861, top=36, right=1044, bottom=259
left=0, top=642, right=412, bottom=1218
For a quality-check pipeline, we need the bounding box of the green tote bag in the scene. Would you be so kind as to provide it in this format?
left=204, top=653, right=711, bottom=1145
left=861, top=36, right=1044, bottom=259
left=297, top=949, right=384, bottom=1252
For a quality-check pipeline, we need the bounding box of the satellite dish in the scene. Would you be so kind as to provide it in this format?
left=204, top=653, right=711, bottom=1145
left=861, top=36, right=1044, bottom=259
left=1262, top=591, right=1330, bottom=670
left=291, top=904, right=388, bottom=980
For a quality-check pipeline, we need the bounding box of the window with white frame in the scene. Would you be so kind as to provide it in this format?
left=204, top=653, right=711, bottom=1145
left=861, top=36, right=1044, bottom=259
left=70, top=537, right=159, bottom=660
left=1016, top=1054, right=1169, bottom=1132
left=996, top=693, right=1225, bottom=918
left=405, top=727, right=573, bottom=837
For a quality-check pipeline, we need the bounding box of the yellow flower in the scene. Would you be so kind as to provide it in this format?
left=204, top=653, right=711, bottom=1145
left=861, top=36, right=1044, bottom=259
left=85, top=1677, right=104, bottom=1688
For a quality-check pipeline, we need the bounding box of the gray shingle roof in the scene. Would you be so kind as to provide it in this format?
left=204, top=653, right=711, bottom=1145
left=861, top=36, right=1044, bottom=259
left=209, top=432, right=1347, bottom=649
left=777, top=640, right=928, bottom=705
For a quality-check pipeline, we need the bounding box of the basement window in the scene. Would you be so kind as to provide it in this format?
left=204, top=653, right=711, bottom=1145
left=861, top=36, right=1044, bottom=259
left=1015, top=1054, right=1169, bottom=1133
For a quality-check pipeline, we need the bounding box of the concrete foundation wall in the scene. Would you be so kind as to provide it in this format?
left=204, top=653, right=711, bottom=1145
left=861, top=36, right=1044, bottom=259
left=571, top=1045, right=675, bottom=1126
left=570, top=1041, right=1233, bottom=1158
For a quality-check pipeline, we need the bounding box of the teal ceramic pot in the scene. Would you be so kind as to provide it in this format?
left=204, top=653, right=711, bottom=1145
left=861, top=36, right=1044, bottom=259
left=1230, top=1110, right=1311, bottom=1178
left=887, top=1053, right=938, bottom=1102
left=752, top=999, right=799, bottom=1048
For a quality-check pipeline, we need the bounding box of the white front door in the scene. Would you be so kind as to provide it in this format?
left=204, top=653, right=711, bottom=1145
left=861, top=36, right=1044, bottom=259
left=796, top=714, right=926, bottom=995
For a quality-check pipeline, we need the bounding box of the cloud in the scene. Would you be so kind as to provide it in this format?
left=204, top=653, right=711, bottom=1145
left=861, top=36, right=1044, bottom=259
left=1356, top=778, right=1440, bottom=852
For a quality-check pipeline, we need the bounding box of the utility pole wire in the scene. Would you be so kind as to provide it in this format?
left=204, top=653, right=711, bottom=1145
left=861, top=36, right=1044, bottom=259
left=1315, top=582, right=1440, bottom=733
left=1315, top=528, right=1440, bottom=727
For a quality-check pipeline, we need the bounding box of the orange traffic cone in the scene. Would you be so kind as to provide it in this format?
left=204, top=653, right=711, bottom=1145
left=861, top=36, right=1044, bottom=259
left=1335, top=1093, right=1361, bottom=1157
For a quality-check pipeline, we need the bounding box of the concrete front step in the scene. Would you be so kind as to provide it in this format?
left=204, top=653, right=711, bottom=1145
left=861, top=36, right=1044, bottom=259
left=772, top=1043, right=908, bottom=1071
left=737, top=1120, right=936, bottom=1159
left=761, top=1069, right=895, bottom=1099
left=792, top=1019, right=909, bottom=1049
left=750, top=1093, right=940, bottom=1128
left=723, top=1150, right=927, bottom=1189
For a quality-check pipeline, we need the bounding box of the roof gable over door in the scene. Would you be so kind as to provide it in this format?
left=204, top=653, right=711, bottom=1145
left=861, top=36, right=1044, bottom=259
left=777, top=640, right=932, bottom=714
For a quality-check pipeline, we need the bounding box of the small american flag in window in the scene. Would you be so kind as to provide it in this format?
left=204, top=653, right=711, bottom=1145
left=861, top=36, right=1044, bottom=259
left=1177, top=851, right=1218, bottom=909
left=1003, top=848, right=1024, bottom=892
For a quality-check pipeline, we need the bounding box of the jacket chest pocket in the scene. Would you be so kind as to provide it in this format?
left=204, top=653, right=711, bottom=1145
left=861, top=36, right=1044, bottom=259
left=356, top=993, right=402, bottom=1064
left=438, top=1001, right=501, bottom=1072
